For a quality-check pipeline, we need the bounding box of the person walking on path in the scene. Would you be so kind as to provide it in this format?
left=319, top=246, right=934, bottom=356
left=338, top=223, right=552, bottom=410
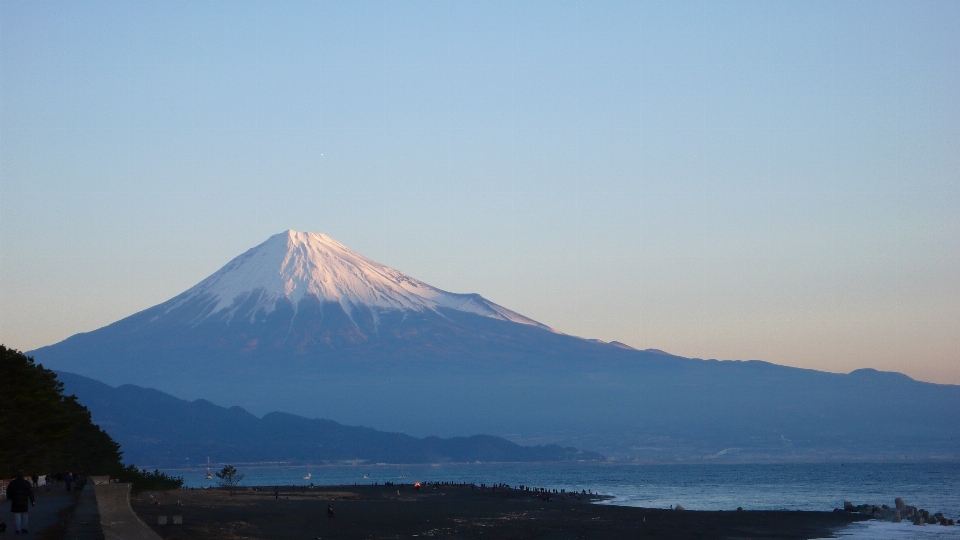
left=6, top=471, right=36, bottom=534
left=64, top=472, right=74, bottom=492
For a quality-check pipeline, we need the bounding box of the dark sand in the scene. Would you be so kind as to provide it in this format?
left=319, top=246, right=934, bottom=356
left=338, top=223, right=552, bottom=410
left=131, top=484, right=867, bottom=540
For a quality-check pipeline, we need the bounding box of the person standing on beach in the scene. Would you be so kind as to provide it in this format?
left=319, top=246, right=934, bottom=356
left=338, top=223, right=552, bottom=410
left=65, top=472, right=74, bottom=492
left=6, top=472, right=36, bottom=534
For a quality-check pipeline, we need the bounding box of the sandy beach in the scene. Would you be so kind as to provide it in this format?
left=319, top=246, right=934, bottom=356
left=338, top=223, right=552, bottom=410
left=130, top=484, right=867, bottom=539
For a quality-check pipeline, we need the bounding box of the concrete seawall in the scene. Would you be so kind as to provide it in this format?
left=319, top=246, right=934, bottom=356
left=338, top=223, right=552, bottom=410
left=64, top=483, right=105, bottom=539
left=94, top=483, right=162, bottom=540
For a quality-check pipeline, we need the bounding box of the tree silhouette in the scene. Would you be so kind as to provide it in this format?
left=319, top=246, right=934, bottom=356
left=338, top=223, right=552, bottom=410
left=0, top=345, right=121, bottom=477
left=215, top=464, right=244, bottom=494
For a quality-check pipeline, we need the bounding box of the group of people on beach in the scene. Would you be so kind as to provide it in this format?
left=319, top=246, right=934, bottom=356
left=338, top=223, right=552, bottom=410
left=401, top=480, right=594, bottom=502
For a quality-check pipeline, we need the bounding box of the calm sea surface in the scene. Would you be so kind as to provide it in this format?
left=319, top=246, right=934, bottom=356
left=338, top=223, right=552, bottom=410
left=166, top=461, right=960, bottom=539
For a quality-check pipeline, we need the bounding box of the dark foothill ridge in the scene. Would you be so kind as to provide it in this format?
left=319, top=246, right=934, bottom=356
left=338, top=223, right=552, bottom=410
left=57, top=370, right=603, bottom=467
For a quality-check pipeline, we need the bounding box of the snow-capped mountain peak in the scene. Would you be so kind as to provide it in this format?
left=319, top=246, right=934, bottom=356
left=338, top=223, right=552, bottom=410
left=169, top=230, right=551, bottom=330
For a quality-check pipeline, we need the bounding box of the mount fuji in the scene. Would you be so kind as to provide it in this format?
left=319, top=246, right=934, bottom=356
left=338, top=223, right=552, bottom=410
left=30, top=230, right=960, bottom=459
left=165, top=230, right=550, bottom=334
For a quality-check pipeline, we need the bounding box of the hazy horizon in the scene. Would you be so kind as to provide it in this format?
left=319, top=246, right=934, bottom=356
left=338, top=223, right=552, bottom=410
left=2, top=1, right=958, bottom=384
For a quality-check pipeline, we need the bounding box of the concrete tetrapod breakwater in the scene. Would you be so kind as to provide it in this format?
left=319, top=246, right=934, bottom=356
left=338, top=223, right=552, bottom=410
left=94, top=483, right=162, bottom=540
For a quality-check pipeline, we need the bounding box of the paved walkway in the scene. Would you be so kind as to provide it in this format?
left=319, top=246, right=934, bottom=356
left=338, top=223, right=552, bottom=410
left=63, top=483, right=104, bottom=539
left=8, top=486, right=77, bottom=535
left=5, top=481, right=157, bottom=539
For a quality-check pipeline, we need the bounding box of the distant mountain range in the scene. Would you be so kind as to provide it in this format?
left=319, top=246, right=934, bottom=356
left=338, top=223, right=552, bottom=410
left=56, top=371, right=601, bottom=467
left=31, top=230, right=960, bottom=459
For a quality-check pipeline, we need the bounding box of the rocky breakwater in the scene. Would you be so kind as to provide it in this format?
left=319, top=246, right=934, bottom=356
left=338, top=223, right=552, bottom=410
left=840, top=498, right=956, bottom=526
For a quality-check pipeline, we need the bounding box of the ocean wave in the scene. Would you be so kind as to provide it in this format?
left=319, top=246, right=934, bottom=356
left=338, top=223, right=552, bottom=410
left=818, top=520, right=960, bottom=540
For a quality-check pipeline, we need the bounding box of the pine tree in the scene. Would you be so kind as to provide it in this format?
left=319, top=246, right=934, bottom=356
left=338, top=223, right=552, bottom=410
left=215, top=464, right=244, bottom=494
left=0, top=345, right=122, bottom=477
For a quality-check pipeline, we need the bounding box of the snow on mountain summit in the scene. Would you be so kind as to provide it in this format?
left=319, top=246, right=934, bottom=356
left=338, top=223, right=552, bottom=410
left=169, top=230, right=551, bottom=330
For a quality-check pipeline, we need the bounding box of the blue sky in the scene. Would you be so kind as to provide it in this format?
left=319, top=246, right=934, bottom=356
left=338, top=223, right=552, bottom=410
left=1, top=1, right=958, bottom=383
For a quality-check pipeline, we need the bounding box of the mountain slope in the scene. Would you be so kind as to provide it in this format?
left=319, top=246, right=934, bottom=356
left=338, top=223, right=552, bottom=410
left=56, top=371, right=600, bottom=467
left=30, top=230, right=960, bottom=459
left=164, top=230, right=549, bottom=330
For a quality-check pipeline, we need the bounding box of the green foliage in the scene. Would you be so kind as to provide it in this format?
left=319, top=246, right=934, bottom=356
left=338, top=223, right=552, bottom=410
left=215, top=464, right=244, bottom=492
left=0, top=345, right=184, bottom=494
left=113, top=464, right=184, bottom=493
left=59, top=395, right=124, bottom=474
left=0, top=345, right=121, bottom=477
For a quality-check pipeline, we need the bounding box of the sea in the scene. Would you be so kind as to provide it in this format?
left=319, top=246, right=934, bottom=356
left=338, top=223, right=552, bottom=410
left=167, top=461, right=960, bottom=539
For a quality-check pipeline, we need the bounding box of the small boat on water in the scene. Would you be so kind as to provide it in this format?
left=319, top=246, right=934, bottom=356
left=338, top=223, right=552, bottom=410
left=303, top=473, right=312, bottom=480
left=205, top=457, right=213, bottom=480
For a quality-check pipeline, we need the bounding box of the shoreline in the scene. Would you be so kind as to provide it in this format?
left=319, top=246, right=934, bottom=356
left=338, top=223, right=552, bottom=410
left=131, top=483, right=868, bottom=539
left=161, top=461, right=960, bottom=517
left=148, top=456, right=960, bottom=471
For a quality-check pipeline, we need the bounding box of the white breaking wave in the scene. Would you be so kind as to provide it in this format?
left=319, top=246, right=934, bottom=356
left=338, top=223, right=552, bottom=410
left=165, top=230, right=552, bottom=330
left=815, top=521, right=960, bottom=540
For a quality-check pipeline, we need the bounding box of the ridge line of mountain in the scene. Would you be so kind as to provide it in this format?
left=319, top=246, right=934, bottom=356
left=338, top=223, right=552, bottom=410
left=55, top=370, right=604, bottom=467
